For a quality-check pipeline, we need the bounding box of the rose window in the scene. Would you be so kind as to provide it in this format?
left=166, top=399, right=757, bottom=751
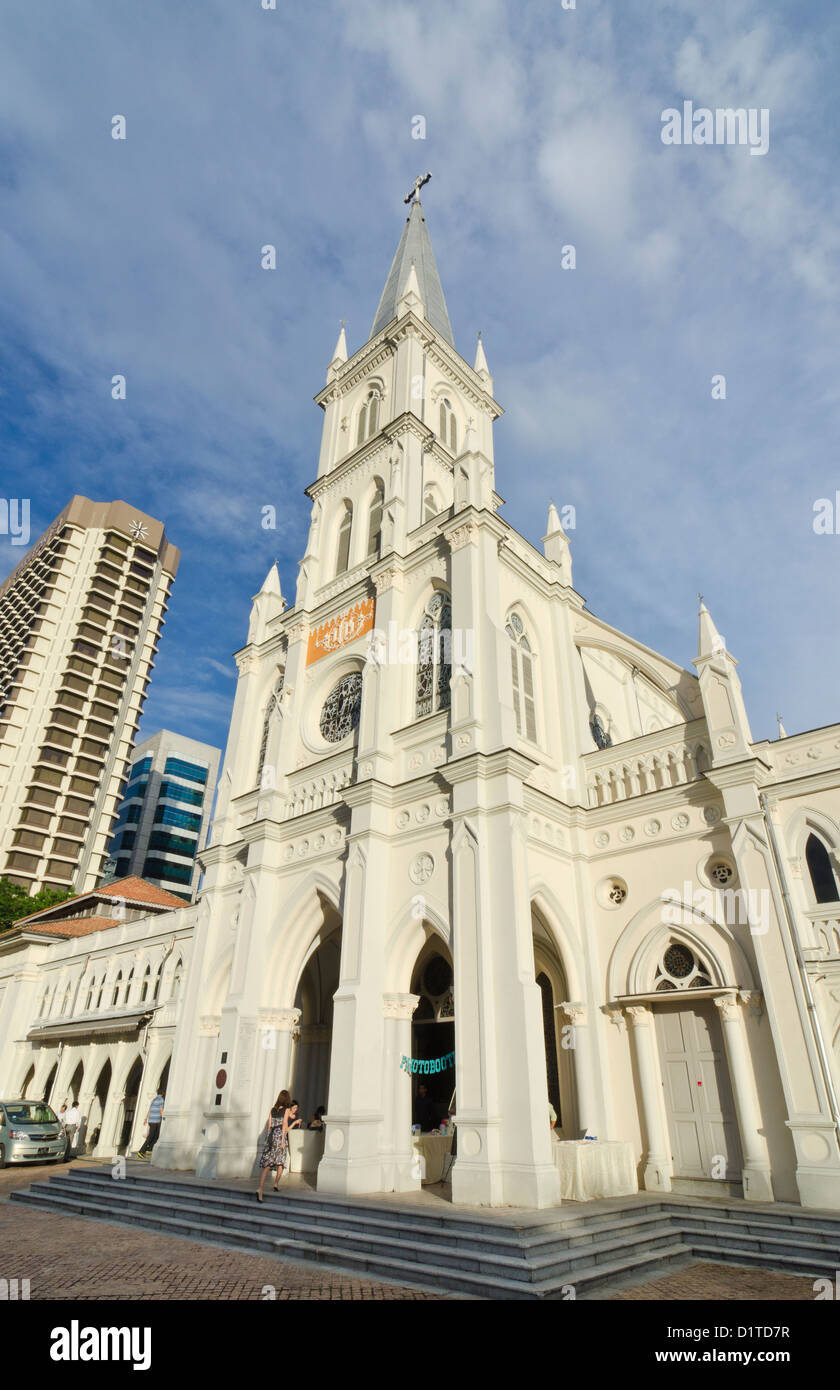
left=654, top=942, right=713, bottom=992
left=319, top=672, right=363, bottom=743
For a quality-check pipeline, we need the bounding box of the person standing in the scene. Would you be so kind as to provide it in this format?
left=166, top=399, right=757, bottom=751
left=64, top=1100, right=82, bottom=1157
left=136, top=1089, right=165, bottom=1160
left=257, top=1089, right=291, bottom=1201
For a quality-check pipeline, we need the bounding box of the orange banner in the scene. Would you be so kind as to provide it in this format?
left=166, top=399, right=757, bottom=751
left=306, top=597, right=375, bottom=666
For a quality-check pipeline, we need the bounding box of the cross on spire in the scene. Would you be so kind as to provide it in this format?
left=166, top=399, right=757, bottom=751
left=404, top=172, right=431, bottom=205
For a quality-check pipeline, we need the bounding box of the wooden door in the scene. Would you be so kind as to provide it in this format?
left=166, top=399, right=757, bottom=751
left=655, top=1000, right=742, bottom=1180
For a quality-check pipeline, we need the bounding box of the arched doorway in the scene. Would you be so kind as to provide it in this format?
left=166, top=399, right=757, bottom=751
left=42, top=1062, right=58, bottom=1106
left=86, top=1060, right=112, bottom=1153
left=409, top=941, right=455, bottom=1131
left=20, top=1064, right=35, bottom=1099
left=292, top=929, right=340, bottom=1123
left=67, top=1061, right=84, bottom=1105
left=532, top=910, right=577, bottom=1139
left=157, top=1057, right=171, bottom=1095
left=118, top=1057, right=143, bottom=1154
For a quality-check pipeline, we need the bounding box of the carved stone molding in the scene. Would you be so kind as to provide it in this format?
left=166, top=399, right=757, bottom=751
left=625, top=1004, right=652, bottom=1026
left=383, top=992, right=421, bottom=1021
left=373, top=567, right=404, bottom=594
left=713, top=994, right=742, bottom=1023
left=556, top=1001, right=586, bottom=1025
left=259, top=1008, right=301, bottom=1032
left=198, top=1015, right=221, bottom=1038
left=448, top=522, right=478, bottom=551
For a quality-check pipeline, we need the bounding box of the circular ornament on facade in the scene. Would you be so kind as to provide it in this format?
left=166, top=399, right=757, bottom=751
left=397, top=811, right=411, bottom=829
left=644, top=819, right=661, bottom=837
left=594, top=831, right=610, bottom=849
left=460, top=1129, right=481, bottom=1158
left=619, top=826, right=635, bottom=843
left=319, top=672, right=363, bottom=743
left=703, top=805, right=722, bottom=825
left=801, top=1132, right=830, bottom=1162
left=596, top=875, right=628, bottom=910
left=717, top=732, right=736, bottom=748
left=671, top=813, right=690, bottom=831
left=435, top=799, right=449, bottom=818
left=314, top=834, right=325, bottom=851
left=330, top=830, right=342, bottom=846
left=409, top=853, right=435, bottom=885
left=328, top=1129, right=345, bottom=1153
left=215, top=1069, right=227, bottom=1090
left=709, top=859, right=734, bottom=886
left=416, top=804, right=431, bottom=823
left=284, top=846, right=294, bottom=862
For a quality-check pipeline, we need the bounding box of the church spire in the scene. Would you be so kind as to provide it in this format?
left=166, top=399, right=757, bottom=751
left=369, top=198, right=454, bottom=346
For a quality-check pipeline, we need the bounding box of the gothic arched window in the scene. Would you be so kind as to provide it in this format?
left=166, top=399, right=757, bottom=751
left=256, top=675, right=285, bottom=786
left=806, top=833, right=840, bottom=904
left=415, top=592, right=452, bottom=718
left=439, top=399, right=457, bottom=453
left=336, top=501, right=353, bottom=575
left=357, top=389, right=380, bottom=446
left=140, top=965, right=151, bottom=1003
left=111, top=972, right=122, bottom=1008
left=171, top=959, right=183, bottom=1000
left=367, top=481, right=384, bottom=559
left=423, top=487, right=440, bottom=522
left=506, top=613, right=537, bottom=742
left=590, top=713, right=612, bottom=750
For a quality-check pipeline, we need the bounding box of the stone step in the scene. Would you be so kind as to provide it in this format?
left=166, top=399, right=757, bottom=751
left=686, top=1239, right=832, bottom=1281
left=13, top=1182, right=681, bottom=1284
left=9, top=1182, right=694, bottom=1300
left=30, top=1171, right=681, bottom=1259
left=13, top=1170, right=840, bottom=1299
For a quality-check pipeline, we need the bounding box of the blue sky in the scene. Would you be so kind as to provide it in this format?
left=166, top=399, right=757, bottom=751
left=1, top=0, right=838, bottom=759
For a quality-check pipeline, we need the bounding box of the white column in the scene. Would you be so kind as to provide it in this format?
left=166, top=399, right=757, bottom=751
left=557, top=1002, right=597, bottom=1135
left=626, top=1006, right=672, bottom=1192
left=714, top=992, right=775, bottom=1202
left=381, top=993, right=421, bottom=1192
left=256, top=1008, right=301, bottom=1123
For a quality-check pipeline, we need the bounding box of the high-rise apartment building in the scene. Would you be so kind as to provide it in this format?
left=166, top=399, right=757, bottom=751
left=109, top=730, right=220, bottom=901
left=0, top=496, right=179, bottom=896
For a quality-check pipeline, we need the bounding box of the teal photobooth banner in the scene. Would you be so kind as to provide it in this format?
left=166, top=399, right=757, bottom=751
left=400, top=1052, right=454, bottom=1075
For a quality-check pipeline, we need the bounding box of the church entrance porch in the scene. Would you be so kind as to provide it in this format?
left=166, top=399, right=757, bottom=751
left=409, top=947, right=455, bottom=1131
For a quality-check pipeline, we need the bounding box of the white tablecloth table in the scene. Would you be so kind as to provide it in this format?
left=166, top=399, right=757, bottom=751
left=552, top=1140, right=638, bottom=1201
left=287, top=1127, right=325, bottom=1173
left=412, top=1133, right=454, bottom=1184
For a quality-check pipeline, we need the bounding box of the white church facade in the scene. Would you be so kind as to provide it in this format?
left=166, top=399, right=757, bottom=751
left=2, top=195, right=840, bottom=1211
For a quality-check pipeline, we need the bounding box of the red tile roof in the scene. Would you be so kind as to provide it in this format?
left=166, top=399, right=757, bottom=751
left=12, top=876, right=186, bottom=928
left=19, top=916, right=122, bottom=939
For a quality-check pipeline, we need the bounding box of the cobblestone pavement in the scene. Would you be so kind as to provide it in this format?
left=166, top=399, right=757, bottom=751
left=600, top=1261, right=817, bottom=1300
left=0, top=1175, right=444, bottom=1300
